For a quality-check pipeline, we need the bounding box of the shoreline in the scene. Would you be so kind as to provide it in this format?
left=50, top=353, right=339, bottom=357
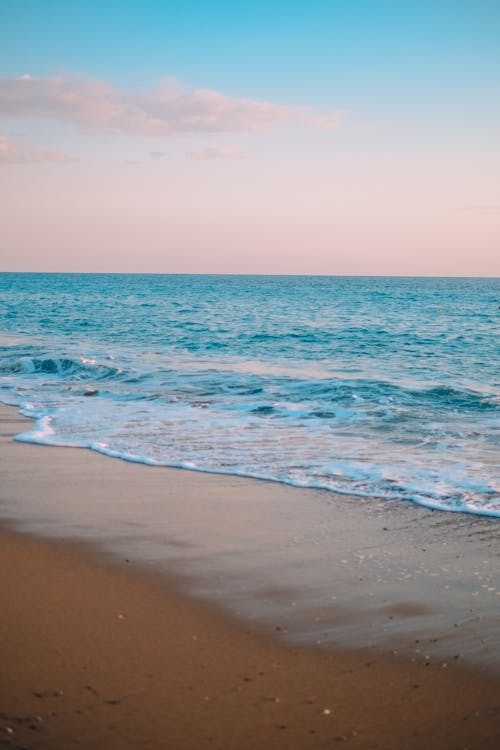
left=2, top=406, right=500, bottom=671
left=1, top=404, right=500, bottom=746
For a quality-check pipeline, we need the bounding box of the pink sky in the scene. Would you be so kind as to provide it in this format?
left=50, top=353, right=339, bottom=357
left=1, top=70, right=499, bottom=275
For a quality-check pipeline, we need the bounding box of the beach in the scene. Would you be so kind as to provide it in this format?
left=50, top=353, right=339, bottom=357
left=1, top=404, right=500, bottom=749
left=2, top=0, right=499, bottom=741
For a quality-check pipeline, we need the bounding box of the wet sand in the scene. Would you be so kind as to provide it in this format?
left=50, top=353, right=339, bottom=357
left=1, top=405, right=500, bottom=748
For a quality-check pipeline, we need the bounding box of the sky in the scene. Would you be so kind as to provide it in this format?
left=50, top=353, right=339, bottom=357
left=1, top=0, right=499, bottom=275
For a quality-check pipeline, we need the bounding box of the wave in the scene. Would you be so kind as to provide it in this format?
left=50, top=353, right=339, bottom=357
left=407, top=384, right=498, bottom=411
left=0, top=355, right=121, bottom=381
left=10, top=408, right=500, bottom=519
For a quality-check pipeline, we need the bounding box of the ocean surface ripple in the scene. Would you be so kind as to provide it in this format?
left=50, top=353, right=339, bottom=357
left=1, top=273, right=499, bottom=516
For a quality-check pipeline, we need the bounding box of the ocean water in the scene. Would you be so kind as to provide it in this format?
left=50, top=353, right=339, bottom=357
left=1, top=273, right=499, bottom=517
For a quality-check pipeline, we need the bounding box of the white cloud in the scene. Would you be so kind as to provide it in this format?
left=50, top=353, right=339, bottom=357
left=185, top=147, right=244, bottom=160
left=0, top=135, right=73, bottom=163
left=0, top=74, right=343, bottom=136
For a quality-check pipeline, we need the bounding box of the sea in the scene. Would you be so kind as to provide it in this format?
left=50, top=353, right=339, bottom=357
left=1, top=273, right=499, bottom=518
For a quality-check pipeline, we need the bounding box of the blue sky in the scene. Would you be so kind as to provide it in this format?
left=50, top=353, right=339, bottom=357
left=1, top=1, right=499, bottom=273
left=3, top=1, right=499, bottom=107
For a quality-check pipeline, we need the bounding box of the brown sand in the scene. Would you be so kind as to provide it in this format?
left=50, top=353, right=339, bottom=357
left=1, top=405, right=500, bottom=749
left=1, top=527, right=500, bottom=750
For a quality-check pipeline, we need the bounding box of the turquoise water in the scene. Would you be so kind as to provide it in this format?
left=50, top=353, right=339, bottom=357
left=1, top=273, right=499, bottom=516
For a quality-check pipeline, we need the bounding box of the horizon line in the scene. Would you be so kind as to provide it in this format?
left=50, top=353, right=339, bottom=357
left=0, top=271, right=499, bottom=280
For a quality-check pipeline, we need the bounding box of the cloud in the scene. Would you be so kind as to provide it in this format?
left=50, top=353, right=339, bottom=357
left=302, top=111, right=344, bottom=130
left=185, top=147, right=244, bottom=160
left=0, top=135, right=73, bottom=163
left=150, top=150, right=166, bottom=160
left=0, top=74, right=343, bottom=136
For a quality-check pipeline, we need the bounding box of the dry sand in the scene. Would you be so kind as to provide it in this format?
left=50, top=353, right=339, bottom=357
left=1, top=405, right=500, bottom=749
